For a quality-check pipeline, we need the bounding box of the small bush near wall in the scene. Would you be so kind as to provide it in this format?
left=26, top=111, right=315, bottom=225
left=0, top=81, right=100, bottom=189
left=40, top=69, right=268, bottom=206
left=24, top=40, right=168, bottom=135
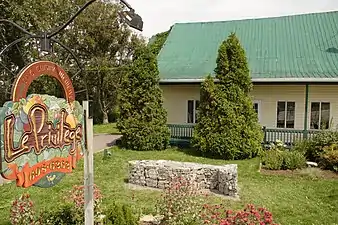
left=156, top=176, right=203, bottom=225
left=318, top=144, right=338, bottom=172
left=261, top=149, right=306, bottom=171
left=103, top=202, right=139, bottom=225
left=282, top=151, right=307, bottom=170
left=292, top=131, right=338, bottom=171
left=293, top=131, right=338, bottom=162
left=260, top=150, right=284, bottom=170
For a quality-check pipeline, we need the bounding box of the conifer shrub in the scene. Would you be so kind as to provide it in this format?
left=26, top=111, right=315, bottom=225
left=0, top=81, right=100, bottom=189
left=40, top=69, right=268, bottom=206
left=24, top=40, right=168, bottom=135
left=192, top=33, right=263, bottom=159
left=117, top=47, right=170, bottom=151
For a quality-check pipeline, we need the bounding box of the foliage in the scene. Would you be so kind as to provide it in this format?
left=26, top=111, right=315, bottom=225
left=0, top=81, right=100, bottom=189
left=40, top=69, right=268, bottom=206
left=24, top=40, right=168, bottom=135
left=292, top=139, right=312, bottom=155
left=193, top=33, right=263, bottom=160
left=1, top=0, right=145, bottom=123
left=292, top=131, right=338, bottom=162
left=117, top=47, right=170, bottom=151
left=66, top=184, right=104, bottom=224
left=261, top=145, right=306, bottom=170
left=267, top=140, right=287, bottom=151
left=191, top=75, right=221, bottom=157
left=10, top=193, right=40, bottom=225
left=282, top=151, right=307, bottom=170
left=260, top=150, right=284, bottom=170
left=200, top=204, right=279, bottom=225
left=39, top=203, right=75, bottom=225
left=156, top=176, right=203, bottom=225
left=103, top=202, right=139, bottom=225
left=318, top=144, right=338, bottom=171
left=148, top=29, right=171, bottom=55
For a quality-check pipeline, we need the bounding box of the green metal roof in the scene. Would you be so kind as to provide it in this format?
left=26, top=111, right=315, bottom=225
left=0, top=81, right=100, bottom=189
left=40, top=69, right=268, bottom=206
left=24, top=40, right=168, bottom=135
left=158, top=11, right=338, bottom=82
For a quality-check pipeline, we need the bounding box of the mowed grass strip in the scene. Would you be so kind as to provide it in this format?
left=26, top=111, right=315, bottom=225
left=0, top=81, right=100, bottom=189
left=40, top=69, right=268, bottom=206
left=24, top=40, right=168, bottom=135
left=93, top=123, right=120, bottom=135
left=0, top=148, right=337, bottom=225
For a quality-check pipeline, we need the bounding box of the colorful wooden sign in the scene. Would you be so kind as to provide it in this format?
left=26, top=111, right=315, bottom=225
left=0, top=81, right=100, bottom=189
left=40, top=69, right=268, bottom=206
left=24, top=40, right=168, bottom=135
left=0, top=61, right=85, bottom=188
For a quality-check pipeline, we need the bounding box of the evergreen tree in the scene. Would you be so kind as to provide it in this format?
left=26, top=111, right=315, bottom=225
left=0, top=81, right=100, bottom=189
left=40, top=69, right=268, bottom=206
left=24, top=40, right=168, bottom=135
left=192, top=33, right=263, bottom=159
left=117, top=47, right=170, bottom=151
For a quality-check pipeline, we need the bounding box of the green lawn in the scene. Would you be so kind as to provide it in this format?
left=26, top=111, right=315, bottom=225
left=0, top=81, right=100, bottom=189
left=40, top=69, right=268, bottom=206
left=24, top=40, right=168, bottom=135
left=93, top=123, right=120, bottom=134
left=0, top=148, right=337, bottom=224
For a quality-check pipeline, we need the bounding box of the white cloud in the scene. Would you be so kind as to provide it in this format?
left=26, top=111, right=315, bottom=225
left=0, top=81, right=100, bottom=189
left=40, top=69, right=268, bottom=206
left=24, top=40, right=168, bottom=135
left=126, top=0, right=338, bottom=38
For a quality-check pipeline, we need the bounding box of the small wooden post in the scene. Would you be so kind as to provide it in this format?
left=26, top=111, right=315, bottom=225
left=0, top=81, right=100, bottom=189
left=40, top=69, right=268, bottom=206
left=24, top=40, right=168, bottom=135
left=83, top=101, right=94, bottom=225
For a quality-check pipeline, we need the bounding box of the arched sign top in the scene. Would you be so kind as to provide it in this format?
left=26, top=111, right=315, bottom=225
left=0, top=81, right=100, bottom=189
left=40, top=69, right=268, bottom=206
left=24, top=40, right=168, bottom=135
left=12, top=61, right=75, bottom=102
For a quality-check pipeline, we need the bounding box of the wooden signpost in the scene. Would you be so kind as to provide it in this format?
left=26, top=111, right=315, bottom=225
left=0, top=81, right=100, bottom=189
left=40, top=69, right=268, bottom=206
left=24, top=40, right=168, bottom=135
left=0, top=61, right=86, bottom=188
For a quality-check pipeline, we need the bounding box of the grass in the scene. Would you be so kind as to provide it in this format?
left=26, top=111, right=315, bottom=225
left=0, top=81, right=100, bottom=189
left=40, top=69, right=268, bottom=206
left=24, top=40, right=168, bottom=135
left=93, top=123, right=120, bottom=134
left=0, top=148, right=337, bottom=224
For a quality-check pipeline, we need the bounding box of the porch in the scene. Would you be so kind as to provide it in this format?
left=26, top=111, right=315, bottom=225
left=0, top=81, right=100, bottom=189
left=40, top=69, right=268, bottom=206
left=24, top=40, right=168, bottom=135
left=167, top=124, right=322, bottom=147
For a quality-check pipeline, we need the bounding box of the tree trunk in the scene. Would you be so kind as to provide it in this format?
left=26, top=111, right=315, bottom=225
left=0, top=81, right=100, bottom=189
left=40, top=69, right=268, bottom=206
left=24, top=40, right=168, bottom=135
left=103, top=111, right=109, bottom=124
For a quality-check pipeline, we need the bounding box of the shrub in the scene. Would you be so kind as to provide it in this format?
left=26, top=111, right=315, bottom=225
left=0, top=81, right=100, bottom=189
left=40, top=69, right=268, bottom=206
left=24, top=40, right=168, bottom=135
left=200, top=203, right=279, bottom=225
left=261, top=150, right=284, bottom=170
left=61, top=184, right=103, bottom=224
left=117, top=46, right=170, bottom=151
left=261, top=150, right=306, bottom=170
left=104, top=202, right=139, bottom=225
left=10, top=193, right=39, bottom=225
left=318, top=144, right=338, bottom=171
left=293, top=131, right=338, bottom=161
left=192, top=33, right=263, bottom=160
left=39, top=203, right=75, bottom=225
left=282, top=151, right=306, bottom=170
left=292, top=139, right=312, bottom=155
left=40, top=184, right=104, bottom=225
left=156, top=176, right=203, bottom=225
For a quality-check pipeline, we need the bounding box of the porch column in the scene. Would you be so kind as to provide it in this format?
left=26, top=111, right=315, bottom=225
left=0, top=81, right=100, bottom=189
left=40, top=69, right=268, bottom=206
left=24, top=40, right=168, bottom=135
left=303, top=84, right=309, bottom=138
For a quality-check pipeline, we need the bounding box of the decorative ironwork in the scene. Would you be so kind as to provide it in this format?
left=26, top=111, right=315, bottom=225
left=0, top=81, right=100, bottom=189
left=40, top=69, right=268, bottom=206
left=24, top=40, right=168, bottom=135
left=0, top=0, right=143, bottom=100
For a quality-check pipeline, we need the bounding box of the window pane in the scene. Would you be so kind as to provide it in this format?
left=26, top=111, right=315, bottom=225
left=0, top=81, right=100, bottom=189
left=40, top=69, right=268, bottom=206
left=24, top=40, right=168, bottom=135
left=195, top=101, right=200, bottom=123
left=310, top=102, right=320, bottom=129
left=277, top=101, right=286, bottom=128
left=187, top=100, right=194, bottom=123
left=286, top=102, right=295, bottom=128
left=321, top=103, right=330, bottom=129
left=253, top=103, right=259, bottom=114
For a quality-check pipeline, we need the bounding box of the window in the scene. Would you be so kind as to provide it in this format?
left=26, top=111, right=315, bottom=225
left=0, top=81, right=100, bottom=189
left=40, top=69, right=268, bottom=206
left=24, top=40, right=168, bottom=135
left=310, top=102, right=330, bottom=130
left=276, top=101, right=295, bottom=128
left=253, top=100, right=261, bottom=122
left=187, top=100, right=200, bottom=123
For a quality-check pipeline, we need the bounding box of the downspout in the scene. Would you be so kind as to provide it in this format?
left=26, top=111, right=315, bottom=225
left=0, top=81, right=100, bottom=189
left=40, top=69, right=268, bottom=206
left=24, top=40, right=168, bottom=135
left=303, top=84, right=309, bottom=139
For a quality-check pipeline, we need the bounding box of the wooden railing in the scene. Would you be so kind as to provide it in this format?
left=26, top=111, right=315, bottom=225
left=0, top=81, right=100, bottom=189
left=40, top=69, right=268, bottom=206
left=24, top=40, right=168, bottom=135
left=262, top=127, right=321, bottom=144
left=168, top=124, right=195, bottom=139
left=167, top=124, right=323, bottom=145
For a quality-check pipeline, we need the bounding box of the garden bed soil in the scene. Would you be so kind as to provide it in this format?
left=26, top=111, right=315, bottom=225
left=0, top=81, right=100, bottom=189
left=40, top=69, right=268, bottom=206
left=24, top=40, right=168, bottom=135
left=260, top=168, right=338, bottom=179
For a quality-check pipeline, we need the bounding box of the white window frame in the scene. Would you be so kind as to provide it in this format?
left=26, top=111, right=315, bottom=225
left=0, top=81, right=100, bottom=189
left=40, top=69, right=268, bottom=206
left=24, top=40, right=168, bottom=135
left=276, top=100, right=296, bottom=129
left=309, top=101, right=331, bottom=130
left=253, top=100, right=261, bottom=122
left=186, top=100, right=199, bottom=124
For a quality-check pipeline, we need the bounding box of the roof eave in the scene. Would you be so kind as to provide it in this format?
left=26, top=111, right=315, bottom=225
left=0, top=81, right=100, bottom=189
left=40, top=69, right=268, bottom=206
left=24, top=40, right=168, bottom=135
left=160, top=78, right=338, bottom=83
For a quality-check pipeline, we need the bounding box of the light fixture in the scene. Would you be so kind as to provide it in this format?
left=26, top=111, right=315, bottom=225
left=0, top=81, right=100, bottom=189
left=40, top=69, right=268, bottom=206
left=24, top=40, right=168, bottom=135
left=119, top=8, right=143, bottom=31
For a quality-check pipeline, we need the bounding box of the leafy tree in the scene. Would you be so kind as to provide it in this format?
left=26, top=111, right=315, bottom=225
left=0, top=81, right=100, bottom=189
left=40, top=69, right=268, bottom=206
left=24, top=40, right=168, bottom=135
left=65, top=1, right=146, bottom=123
left=192, top=33, right=263, bottom=160
left=117, top=46, right=170, bottom=151
left=0, top=0, right=145, bottom=124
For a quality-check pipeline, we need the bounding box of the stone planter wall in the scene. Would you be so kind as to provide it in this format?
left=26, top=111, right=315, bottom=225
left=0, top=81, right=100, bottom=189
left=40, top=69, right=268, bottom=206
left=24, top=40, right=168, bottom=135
left=128, top=160, right=238, bottom=197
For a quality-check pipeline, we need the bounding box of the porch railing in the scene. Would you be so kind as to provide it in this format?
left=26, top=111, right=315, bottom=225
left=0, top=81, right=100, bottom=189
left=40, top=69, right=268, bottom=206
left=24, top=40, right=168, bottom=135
left=262, top=127, right=321, bottom=144
left=167, top=124, right=323, bottom=145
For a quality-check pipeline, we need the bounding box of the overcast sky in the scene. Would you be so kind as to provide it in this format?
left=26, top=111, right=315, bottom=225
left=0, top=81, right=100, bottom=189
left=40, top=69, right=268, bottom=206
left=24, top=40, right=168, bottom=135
left=127, top=0, right=338, bottom=38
